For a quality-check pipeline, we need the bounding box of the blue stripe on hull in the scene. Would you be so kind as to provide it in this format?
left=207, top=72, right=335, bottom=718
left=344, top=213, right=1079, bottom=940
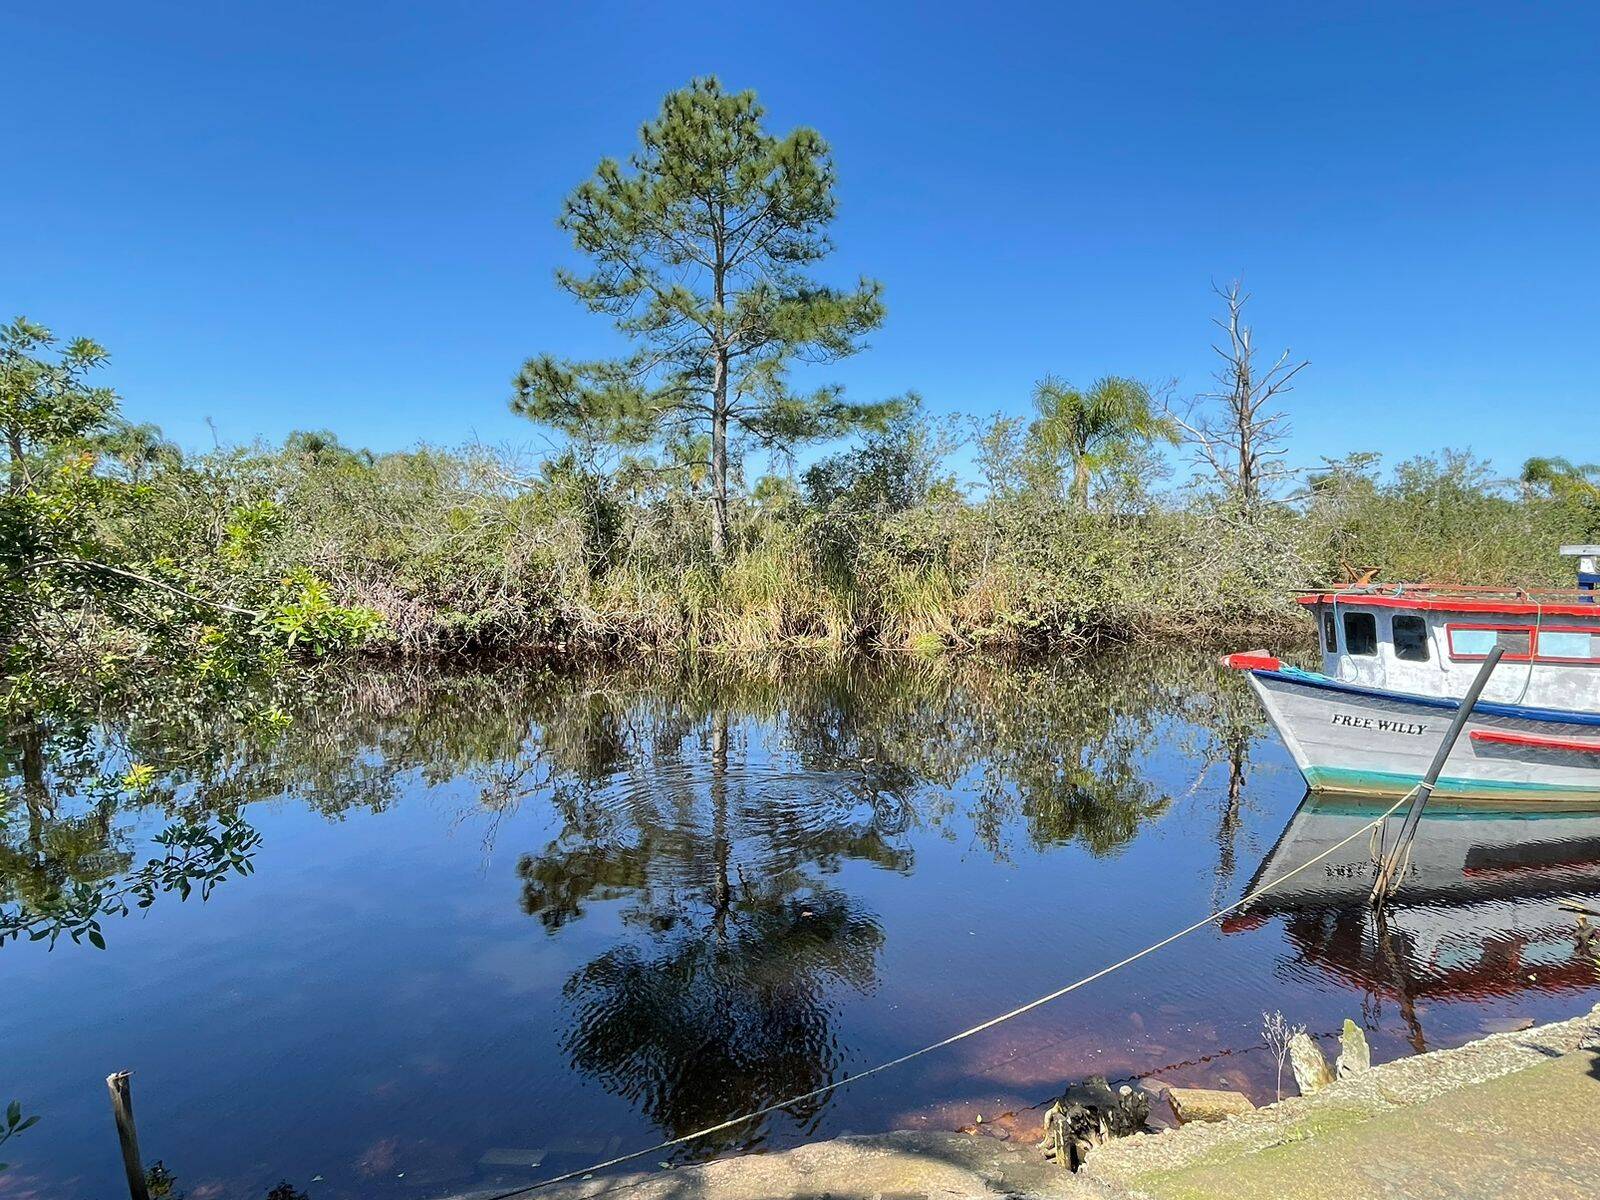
left=1254, top=667, right=1600, bottom=728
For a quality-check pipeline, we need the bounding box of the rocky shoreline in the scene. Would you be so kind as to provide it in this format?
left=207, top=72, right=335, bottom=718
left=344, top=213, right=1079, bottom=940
left=441, top=1003, right=1600, bottom=1200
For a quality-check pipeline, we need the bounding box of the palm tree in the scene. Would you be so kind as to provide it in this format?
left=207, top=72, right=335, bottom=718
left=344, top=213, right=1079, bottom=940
left=1522, top=455, right=1600, bottom=501
left=1522, top=457, right=1600, bottom=538
left=1030, top=375, right=1175, bottom=506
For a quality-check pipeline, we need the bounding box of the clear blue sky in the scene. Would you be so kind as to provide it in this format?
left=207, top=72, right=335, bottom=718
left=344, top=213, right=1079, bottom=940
left=5, top=2, right=1597, bottom=482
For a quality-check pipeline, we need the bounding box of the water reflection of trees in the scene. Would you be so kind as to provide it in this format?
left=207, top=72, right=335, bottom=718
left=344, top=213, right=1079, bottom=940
left=2, top=649, right=1266, bottom=1145
left=559, top=878, right=882, bottom=1150
left=0, top=664, right=564, bottom=944
left=0, top=706, right=274, bottom=947
left=498, top=649, right=1263, bottom=1151
left=513, top=691, right=914, bottom=1153
left=2, top=650, right=1264, bottom=949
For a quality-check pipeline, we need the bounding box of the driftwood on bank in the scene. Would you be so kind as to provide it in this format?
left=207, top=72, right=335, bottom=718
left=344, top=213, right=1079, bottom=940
left=1040, top=1075, right=1150, bottom=1170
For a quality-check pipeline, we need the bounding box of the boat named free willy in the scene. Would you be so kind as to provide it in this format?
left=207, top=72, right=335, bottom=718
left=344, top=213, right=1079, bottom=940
left=1227, top=547, right=1600, bottom=803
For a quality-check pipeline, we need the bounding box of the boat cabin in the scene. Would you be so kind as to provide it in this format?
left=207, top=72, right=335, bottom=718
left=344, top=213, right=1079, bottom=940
left=1299, top=582, right=1600, bottom=713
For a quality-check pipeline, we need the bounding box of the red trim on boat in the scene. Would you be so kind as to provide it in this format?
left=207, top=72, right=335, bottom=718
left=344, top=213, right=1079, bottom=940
left=1220, top=652, right=1282, bottom=671
left=1444, top=621, right=1600, bottom=666
left=1298, top=593, right=1600, bottom=618
left=1469, top=729, right=1600, bottom=755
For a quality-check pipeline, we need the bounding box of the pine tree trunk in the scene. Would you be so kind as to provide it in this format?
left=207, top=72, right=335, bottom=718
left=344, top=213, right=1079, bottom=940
left=710, top=217, right=731, bottom=558
left=711, top=350, right=729, bottom=556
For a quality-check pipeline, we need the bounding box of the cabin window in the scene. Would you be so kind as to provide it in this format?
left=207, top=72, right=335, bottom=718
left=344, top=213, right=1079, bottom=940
left=1393, top=614, right=1430, bottom=661
left=1343, top=611, right=1378, bottom=656
left=1531, top=629, right=1600, bottom=662
left=1323, top=611, right=1337, bottom=653
left=1497, top=629, right=1533, bottom=657
left=1447, top=625, right=1534, bottom=661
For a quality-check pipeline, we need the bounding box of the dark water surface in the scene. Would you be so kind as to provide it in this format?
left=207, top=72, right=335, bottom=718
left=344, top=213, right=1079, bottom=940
left=5, top=651, right=1597, bottom=1198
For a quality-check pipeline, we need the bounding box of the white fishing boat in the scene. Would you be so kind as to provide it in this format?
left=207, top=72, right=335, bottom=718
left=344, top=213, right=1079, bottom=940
left=1225, top=547, right=1600, bottom=803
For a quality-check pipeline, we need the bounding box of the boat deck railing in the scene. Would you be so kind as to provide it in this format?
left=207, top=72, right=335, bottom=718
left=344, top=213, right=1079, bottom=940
left=1299, top=582, right=1599, bottom=609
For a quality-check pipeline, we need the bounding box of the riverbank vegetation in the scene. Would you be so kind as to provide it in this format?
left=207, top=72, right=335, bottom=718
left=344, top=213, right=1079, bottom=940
left=7, top=381, right=1592, bottom=667
left=213, top=435, right=1555, bottom=660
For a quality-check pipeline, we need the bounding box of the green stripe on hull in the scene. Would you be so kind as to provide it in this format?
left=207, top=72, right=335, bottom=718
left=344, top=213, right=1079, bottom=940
left=1304, top=765, right=1600, bottom=807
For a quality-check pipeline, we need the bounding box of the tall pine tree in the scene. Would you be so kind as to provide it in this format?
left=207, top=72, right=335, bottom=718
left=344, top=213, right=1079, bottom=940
left=512, top=77, right=892, bottom=555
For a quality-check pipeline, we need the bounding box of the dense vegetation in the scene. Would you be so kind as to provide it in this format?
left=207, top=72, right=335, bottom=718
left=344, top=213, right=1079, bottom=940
left=178, top=431, right=1600, bottom=652
left=7, top=384, right=1593, bottom=668
left=0, top=321, right=377, bottom=760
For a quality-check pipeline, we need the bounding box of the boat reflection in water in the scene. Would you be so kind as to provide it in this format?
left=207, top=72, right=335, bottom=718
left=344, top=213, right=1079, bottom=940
left=1224, top=793, right=1600, bottom=1050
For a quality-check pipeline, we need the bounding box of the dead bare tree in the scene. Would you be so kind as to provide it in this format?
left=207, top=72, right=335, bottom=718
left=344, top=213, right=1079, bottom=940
left=1261, top=1010, right=1305, bottom=1101
left=1172, top=280, right=1308, bottom=505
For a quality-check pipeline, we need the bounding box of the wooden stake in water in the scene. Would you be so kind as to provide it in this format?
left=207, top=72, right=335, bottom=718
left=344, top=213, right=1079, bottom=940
left=1370, top=645, right=1504, bottom=908
left=105, top=1072, right=150, bottom=1200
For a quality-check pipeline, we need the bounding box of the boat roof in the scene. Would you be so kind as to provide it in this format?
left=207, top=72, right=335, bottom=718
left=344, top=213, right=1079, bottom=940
left=1298, top=584, right=1600, bottom=619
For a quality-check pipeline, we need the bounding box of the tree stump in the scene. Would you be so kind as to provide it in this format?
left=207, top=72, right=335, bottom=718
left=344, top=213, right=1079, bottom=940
left=1040, top=1076, right=1150, bottom=1171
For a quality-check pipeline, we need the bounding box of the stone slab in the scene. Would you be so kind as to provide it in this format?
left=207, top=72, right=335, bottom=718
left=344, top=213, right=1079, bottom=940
left=1166, top=1088, right=1255, bottom=1125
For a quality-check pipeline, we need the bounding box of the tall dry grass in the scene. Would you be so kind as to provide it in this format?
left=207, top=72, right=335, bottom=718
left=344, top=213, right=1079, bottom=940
left=134, top=437, right=1595, bottom=659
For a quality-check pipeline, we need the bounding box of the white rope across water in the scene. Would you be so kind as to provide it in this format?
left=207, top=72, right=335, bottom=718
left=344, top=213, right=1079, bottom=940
left=483, top=790, right=1414, bottom=1200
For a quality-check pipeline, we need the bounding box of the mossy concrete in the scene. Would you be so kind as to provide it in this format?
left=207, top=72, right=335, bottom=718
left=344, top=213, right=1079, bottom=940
left=1083, top=1003, right=1600, bottom=1200
left=1104, top=1051, right=1598, bottom=1200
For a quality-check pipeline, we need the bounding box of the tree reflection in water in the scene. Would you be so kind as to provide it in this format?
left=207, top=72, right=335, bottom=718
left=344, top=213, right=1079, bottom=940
left=514, top=688, right=914, bottom=1153
left=505, top=650, right=1261, bottom=1153
left=559, top=880, right=882, bottom=1151
left=2, top=648, right=1265, bottom=1152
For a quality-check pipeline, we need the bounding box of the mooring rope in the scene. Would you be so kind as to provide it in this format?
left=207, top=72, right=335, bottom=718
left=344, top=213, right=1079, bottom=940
left=481, top=791, right=1413, bottom=1200
left=1511, top=593, right=1545, bottom=707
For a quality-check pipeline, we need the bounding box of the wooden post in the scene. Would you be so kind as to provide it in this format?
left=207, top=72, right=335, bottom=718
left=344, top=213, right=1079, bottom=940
left=1370, top=645, right=1504, bottom=908
left=105, top=1072, right=150, bottom=1200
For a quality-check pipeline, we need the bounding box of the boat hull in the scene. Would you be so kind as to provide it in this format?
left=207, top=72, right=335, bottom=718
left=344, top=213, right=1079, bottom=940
left=1246, top=668, right=1600, bottom=803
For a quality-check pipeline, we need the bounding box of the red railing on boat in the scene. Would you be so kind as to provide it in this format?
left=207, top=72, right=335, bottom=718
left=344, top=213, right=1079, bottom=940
left=1298, top=583, right=1600, bottom=619
left=1469, top=729, right=1600, bottom=755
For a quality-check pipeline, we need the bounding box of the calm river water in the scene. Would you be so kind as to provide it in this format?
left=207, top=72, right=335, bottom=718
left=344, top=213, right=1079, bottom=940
left=5, top=650, right=1597, bottom=1198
